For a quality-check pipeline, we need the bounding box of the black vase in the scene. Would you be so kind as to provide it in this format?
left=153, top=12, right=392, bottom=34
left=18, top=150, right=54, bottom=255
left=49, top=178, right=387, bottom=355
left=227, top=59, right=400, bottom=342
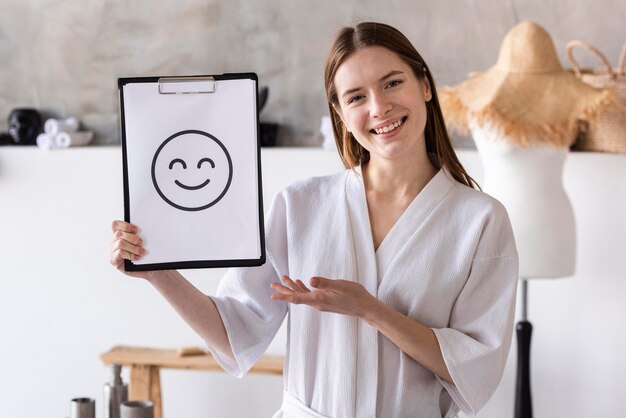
left=8, top=108, right=42, bottom=145
left=260, top=122, right=278, bottom=147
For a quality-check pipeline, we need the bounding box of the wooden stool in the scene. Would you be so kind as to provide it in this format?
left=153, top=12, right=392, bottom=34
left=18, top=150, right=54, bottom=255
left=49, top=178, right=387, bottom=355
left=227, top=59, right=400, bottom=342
left=101, top=346, right=284, bottom=418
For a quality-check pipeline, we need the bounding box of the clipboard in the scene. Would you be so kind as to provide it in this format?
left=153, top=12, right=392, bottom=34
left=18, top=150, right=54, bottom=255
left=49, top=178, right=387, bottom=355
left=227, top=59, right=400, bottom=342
left=119, top=73, right=265, bottom=271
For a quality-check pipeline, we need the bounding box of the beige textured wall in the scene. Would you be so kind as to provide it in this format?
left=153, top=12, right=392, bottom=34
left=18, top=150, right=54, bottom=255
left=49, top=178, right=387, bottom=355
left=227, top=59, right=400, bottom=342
left=1, top=0, right=625, bottom=146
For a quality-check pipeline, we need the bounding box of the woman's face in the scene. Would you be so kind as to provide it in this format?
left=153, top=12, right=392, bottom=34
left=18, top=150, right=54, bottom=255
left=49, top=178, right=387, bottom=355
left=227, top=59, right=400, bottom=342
left=333, top=46, right=431, bottom=163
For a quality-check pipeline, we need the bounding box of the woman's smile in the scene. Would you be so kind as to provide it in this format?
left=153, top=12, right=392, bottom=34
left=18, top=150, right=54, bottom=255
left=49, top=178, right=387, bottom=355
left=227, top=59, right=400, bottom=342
left=369, top=116, right=408, bottom=137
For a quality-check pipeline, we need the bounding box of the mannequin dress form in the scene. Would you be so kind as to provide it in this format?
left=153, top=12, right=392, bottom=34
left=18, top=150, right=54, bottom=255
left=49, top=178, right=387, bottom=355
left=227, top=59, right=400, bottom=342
left=439, top=21, right=612, bottom=418
left=471, top=120, right=577, bottom=418
left=471, top=121, right=576, bottom=278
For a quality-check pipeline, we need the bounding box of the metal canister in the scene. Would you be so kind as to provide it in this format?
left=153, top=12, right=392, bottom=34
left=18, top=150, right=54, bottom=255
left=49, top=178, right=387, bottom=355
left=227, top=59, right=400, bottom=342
left=104, top=363, right=128, bottom=418
left=70, top=397, right=95, bottom=418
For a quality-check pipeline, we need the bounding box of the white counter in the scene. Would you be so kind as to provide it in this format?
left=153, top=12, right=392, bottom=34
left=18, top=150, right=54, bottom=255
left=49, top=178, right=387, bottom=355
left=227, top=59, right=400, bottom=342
left=0, top=146, right=625, bottom=418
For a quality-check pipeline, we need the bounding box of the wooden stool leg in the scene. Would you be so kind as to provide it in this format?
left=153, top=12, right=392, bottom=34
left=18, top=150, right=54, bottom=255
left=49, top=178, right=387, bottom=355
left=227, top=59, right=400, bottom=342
left=129, top=365, right=163, bottom=418
left=150, top=366, right=163, bottom=418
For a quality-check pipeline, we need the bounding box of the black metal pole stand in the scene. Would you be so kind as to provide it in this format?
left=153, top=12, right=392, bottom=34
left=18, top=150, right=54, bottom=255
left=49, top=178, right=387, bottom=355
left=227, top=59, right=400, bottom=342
left=515, top=279, right=533, bottom=418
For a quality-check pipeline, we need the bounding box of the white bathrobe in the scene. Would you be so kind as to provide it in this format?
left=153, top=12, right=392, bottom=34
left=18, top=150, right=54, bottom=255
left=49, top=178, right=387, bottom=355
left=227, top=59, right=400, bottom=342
left=208, top=167, right=518, bottom=418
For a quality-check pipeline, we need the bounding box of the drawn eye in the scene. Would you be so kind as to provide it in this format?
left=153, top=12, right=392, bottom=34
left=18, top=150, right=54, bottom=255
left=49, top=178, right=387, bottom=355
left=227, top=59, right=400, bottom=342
left=169, top=158, right=187, bottom=169
left=197, top=157, right=215, bottom=169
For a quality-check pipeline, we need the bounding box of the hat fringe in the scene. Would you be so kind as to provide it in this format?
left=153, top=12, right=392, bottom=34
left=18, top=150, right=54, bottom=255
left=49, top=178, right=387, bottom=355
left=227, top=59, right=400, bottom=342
left=440, top=88, right=621, bottom=148
left=439, top=88, right=470, bottom=135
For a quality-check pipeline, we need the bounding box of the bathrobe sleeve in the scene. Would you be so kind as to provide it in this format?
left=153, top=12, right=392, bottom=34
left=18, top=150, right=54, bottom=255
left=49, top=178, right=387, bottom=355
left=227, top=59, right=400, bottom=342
left=206, top=191, right=289, bottom=378
left=432, top=204, right=519, bottom=415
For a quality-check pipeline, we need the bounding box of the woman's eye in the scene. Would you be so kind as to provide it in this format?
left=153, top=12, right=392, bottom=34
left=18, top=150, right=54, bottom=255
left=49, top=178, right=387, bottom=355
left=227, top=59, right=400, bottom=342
left=386, top=79, right=403, bottom=89
left=347, top=95, right=364, bottom=105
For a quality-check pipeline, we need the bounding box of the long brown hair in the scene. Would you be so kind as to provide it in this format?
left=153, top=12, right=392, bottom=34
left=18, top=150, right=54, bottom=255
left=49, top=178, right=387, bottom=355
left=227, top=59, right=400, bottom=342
left=324, top=22, right=479, bottom=190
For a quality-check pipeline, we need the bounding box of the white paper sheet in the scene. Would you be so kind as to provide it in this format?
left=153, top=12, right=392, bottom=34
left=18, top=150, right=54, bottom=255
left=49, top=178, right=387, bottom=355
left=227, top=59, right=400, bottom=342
left=121, top=76, right=262, bottom=267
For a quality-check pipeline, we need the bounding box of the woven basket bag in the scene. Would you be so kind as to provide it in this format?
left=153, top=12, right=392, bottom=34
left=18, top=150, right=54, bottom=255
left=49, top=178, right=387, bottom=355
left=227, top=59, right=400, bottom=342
left=566, top=40, right=626, bottom=153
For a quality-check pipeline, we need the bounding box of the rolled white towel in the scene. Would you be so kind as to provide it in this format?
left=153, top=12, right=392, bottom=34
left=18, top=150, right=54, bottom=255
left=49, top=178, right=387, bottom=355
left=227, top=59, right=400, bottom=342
left=36, top=133, right=56, bottom=150
left=44, top=117, right=79, bottom=136
left=54, top=131, right=94, bottom=148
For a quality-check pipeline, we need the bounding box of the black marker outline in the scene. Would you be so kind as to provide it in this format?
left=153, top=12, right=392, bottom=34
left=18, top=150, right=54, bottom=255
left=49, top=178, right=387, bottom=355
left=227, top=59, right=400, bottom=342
left=175, top=178, right=211, bottom=190
left=151, top=130, right=233, bottom=211
left=197, top=157, right=215, bottom=169
left=169, top=158, right=187, bottom=170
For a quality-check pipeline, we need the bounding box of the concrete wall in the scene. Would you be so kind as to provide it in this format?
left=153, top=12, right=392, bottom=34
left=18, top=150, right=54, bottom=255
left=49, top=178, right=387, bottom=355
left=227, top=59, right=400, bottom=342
left=1, top=0, right=625, bottom=147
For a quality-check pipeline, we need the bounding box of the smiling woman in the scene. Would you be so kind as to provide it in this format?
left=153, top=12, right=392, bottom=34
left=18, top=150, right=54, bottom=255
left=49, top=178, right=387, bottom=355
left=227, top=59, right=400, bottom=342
left=109, top=21, right=519, bottom=418
left=332, top=46, right=432, bottom=164
left=324, top=24, right=479, bottom=192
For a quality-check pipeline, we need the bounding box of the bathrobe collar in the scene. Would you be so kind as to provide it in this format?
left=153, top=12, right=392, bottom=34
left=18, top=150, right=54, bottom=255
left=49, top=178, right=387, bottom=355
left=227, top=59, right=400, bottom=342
left=346, top=166, right=456, bottom=281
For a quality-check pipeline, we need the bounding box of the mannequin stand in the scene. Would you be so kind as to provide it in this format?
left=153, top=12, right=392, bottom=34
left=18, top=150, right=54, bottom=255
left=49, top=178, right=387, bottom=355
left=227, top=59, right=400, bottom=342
left=515, top=279, right=533, bottom=418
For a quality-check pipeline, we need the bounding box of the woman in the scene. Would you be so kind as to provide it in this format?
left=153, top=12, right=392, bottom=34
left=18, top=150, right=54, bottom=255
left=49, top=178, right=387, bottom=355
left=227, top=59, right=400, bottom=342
left=110, top=22, right=518, bottom=418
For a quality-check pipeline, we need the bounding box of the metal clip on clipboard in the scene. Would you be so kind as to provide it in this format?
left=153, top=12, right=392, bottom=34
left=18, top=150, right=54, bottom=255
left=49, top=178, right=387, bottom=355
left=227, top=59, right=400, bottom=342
left=158, top=76, right=216, bottom=95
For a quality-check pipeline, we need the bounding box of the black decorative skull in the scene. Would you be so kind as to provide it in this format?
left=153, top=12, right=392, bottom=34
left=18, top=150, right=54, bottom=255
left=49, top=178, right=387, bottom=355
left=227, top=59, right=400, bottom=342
left=8, top=108, right=42, bottom=145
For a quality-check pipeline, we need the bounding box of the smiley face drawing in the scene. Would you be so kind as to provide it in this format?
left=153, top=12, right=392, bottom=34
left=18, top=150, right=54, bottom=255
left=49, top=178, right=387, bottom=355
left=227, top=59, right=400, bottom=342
left=151, top=130, right=233, bottom=211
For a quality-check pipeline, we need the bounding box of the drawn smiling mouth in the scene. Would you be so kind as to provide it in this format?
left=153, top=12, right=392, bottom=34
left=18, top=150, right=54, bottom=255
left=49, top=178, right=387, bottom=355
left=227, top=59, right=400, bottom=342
left=175, top=179, right=211, bottom=190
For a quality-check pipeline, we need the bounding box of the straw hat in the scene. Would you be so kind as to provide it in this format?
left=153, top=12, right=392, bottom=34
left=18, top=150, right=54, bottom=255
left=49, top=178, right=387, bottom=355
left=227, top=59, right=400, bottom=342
left=440, top=21, right=621, bottom=147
